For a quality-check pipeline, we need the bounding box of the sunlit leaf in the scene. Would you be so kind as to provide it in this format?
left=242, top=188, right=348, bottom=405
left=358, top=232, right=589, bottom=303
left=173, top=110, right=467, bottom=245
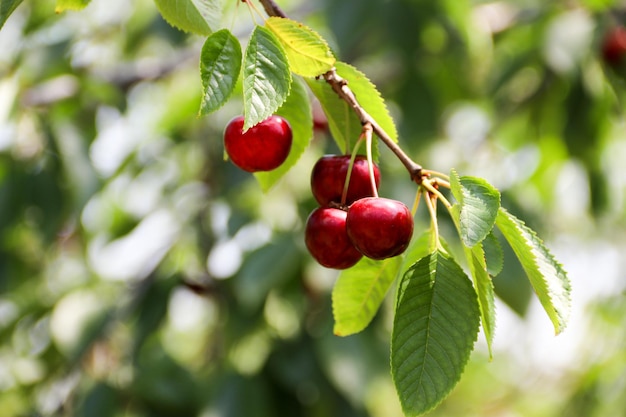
left=391, top=251, right=479, bottom=416
left=243, top=25, right=292, bottom=130
left=495, top=207, right=571, bottom=334
left=55, top=0, right=90, bottom=12
left=0, top=0, right=23, bottom=29
left=465, top=244, right=496, bottom=358
left=199, top=29, right=242, bottom=116
left=265, top=17, right=335, bottom=77
left=450, top=170, right=500, bottom=247
left=255, top=77, right=312, bottom=191
left=332, top=256, right=401, bottom=336
left=154, top=0, right=222, bottom=35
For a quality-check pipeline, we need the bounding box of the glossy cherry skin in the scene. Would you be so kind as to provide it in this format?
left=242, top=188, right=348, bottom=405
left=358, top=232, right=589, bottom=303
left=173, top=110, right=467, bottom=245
left=305, top=207, right=363, bottom=269
left=310, top=155, right=381, bottom=206
left=346, top=197, right=413, bottom=260
left=223, top=115, right=292, bottom=172
left=602, top=27, right=626, bottom=66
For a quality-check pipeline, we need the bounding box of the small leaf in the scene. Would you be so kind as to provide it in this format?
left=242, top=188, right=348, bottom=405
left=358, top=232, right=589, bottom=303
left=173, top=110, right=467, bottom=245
left=265, top=17, right=335, bottom=77
left=243, top=25, right=292, bottom=130
left=483, top=231, right=503, bottom=276
left=255, top=77, right=312, bottom=191
left=0, top=0, right=23, bottom=29
left=392, top=251, right=480, bottom=416
left=495, top=207, right=571, bottom=334
left=332, top=256, right=402, bottom=336
left=154, top=0, right=223, bottom=36
left=450, top=169, right=500, bottom=247
left=465, top=244, right=496, bottom=358
left=199, top=29, right=242, bottom=116
left=55, top=0, right=90, bottom=12
left=305, top=77, right=362, bottom=155
left=335, top=62, right=398, bottom=144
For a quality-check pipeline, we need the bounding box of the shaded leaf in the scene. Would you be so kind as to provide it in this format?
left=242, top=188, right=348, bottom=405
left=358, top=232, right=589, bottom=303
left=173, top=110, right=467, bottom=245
left=392, top=251, right=479, bottom=416
left=243, top=25, right=292, bottom=130
left=495, top=207, right=571, bottom=334
left=0, top=0, right=23, bottom=29
left=265, top=17, right=335, bottom=77
left=332, top=256, right=401, bottom=336
left=450, top=169, right=500, bottom=247
left=466, top=244, right=496, bottom=358
left=255, top=77, right=312, bottom=191
left=199, top=29, right=242, bottom=116
left=154, top=0, right=222, bottom=36
left=483, top=231, right=503, bottom=276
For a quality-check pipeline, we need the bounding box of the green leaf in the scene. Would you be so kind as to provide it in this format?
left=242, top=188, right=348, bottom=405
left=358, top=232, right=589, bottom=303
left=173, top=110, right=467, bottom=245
left=265, top=17, right=335, bottom=77
left=392, top=251, right=480, bottom=416
left=199, top=29, right=242, bottom=116
left=0, top=0, right=23, bottom=29
left=332, top=256, right=402, bottom=336
left=305, top=77, right=362, bottom=155
left=154, top=0, right=222, bottom=36
left=55, top=0, right=90, bottom=12
left=495, top=207, right=571, bottom=334
left=465, top=244, right=496, bottom=358
left=483, top=231, right=503, bottom=276
left=335, top=61, right=398, bottom=144
left=243, top=25, right=292, bottom=130
left=255, top=77, right=312, bottom=191
left=450, top=169, right=500, bottom=247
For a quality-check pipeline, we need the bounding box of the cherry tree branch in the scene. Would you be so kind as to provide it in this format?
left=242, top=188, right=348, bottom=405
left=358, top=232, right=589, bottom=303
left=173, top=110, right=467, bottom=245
left=256, top=0, right=423, bottom=184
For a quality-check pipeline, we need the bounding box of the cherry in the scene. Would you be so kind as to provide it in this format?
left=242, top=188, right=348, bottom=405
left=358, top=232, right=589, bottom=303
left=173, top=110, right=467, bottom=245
left=346, top=197, right=413, bottom=260
left=602, top=26, right=626, bottom=66
left=305, top=207, right=363, bottom=269
left=223, top=115, right=292, bottom=172
left=311, top=155, right=381, bottom=206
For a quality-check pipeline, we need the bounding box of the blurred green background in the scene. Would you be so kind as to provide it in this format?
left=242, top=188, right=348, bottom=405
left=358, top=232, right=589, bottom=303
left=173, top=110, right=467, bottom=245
left=1, top=0, right=626, bottom=416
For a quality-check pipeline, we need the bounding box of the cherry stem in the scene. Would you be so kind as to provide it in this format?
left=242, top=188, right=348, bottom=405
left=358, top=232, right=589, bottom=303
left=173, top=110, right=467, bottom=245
left=411, top=187, right=422, bottom=217
left=341, top=138, right=364, bottom=206
left=421, top=179, right=453, bottom=210
left=363, top=123, right=379, bottom=198
left=424, top=190, right=441, bottom=252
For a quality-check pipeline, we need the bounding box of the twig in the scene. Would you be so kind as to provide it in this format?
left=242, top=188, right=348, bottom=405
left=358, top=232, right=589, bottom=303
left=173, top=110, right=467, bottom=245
left=256, top=0, right=424, bottom=184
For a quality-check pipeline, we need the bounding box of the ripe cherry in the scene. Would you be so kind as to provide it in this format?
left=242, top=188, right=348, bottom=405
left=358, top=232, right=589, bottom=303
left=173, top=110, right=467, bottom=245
left=305, top=207, right=363, bottom=269
left=223, top=115, right=292, bottom=172
left=311, top=155, right=381, bottom=206
left=602, top=26, right=626, bottom=66
left=346, top=197, right=413, bottom=260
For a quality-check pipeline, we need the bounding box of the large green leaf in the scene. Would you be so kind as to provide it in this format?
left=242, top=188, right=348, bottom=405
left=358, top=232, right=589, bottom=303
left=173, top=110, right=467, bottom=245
left=255, top=77, right=312, bottom=191
left=495, top=207, right=571, bottom=334
left=199, top=29, right=242, bottom=116
left=265, top=17, right=335, bottom=77
left=450, top=170, right=500, bottom=247
left=465, top=244, right=496, bottom=358
left=332, top=256, right=401, bottom=336
left=305, top=77, right=362, bottom=155
left=55, top=0, right=90, bottom=12
left=243, top=25, right=292, bottom=130
left=391, top=251, right=480, bottom=416
left=0, top=0, right=23, bottom=29
left=154, top=0, right=222, bottom=36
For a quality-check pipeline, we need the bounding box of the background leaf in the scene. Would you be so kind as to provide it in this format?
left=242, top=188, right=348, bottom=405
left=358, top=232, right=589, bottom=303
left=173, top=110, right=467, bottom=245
left=154, top=0, right=222, bottom=35
left=55, top=0, right=90, bottom=12
left=265, top=17, right=335, bottom=77
left=255, top=77, right=312, bottom=191
left=391, top=251, right=480, bottom=416
left=495, top=207, right=571, bottom=334
left=450, top=170, right=501, bottom=247
left=243, top=25, right=292, bottom=130
left=332, top=256, right=401, bottom=336
left=199, top=29, right=242, bottom=116
left=0, top=0, right=23, bottom=29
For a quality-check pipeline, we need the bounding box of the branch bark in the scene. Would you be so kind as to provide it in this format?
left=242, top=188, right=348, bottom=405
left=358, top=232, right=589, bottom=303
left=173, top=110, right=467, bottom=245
left=256, top=0, right=423, bottom=183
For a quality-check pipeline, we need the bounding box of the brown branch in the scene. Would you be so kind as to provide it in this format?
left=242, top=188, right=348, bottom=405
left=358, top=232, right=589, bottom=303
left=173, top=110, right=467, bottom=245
left=256, top=0, right=423, bottom=184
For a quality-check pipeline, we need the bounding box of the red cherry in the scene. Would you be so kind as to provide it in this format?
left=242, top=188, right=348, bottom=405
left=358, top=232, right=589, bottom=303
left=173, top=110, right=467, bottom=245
left=305, top=207, right=363, bottom=269
left=310, top=155, right=381, bottom=206
left=346, top=197, right=413, bottom=260
left=223, top=115, right=292, bottom=172
left=602, top=27, right=626, bottom=66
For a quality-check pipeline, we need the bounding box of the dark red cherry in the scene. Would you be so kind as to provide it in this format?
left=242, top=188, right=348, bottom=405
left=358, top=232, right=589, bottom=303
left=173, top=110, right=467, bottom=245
left=305, top=207, right=363, bottom=269
left=311, top=155, right=380, bottom=206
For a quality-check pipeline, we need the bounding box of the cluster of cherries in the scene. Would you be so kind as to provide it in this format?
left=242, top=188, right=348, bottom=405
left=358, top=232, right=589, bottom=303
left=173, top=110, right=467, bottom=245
left=223, top=114, right=414, bottom=270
